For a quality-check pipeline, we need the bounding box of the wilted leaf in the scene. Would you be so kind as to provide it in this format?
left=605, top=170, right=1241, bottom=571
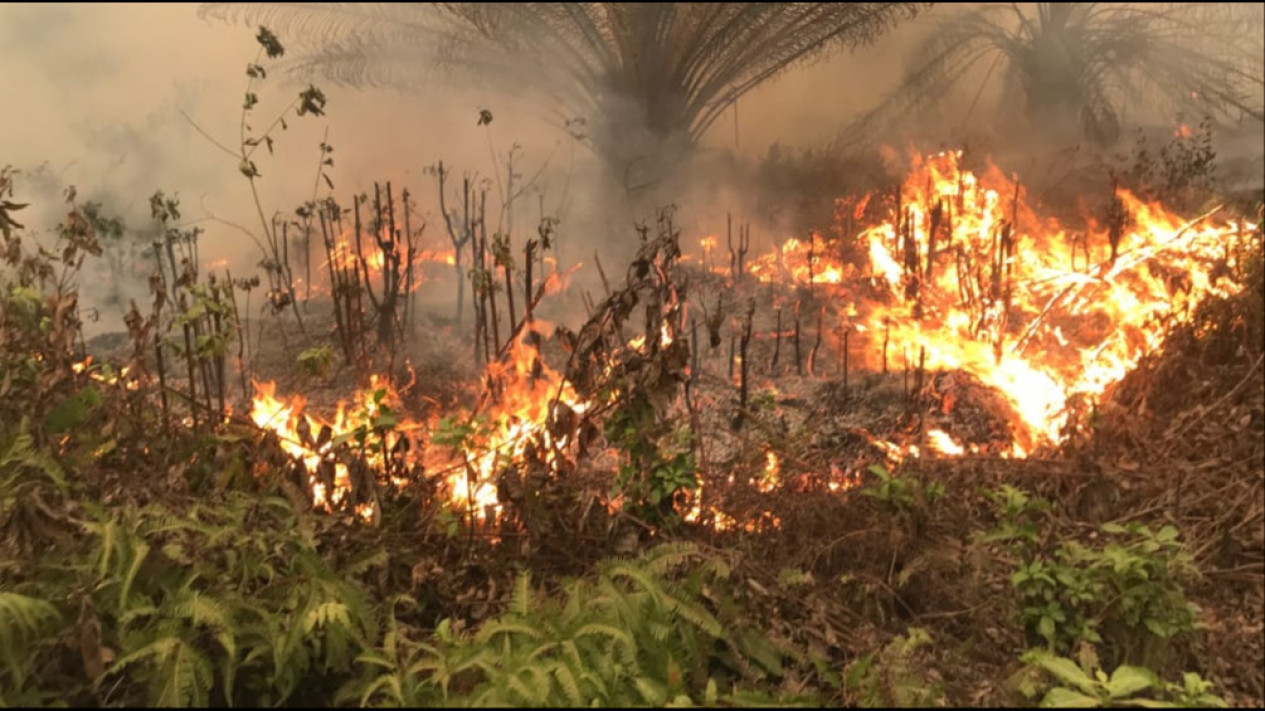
left=255, top=26, right=284, bottom=58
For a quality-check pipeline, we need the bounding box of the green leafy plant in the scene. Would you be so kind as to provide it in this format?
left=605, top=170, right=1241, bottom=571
left=297, top=345, right=335, bottom=379
left=980, top=484, right=1051, bottom=550
left=1020, top=649, right=1227, bottom=708
left=1011, top=521, right=1199, bottom=667
left=89, top=495, right=378, bottom=707
left=606, top=395, right=698, bottom=526
left=861, top=464, right=942, bottom=514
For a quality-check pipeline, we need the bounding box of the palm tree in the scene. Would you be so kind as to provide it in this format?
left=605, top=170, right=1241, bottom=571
left=198, top=3, right=927, bottom=185
left=846, top=3, right=1264, bottom=147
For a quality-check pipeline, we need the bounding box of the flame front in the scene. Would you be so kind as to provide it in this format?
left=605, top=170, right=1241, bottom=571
left=249, top=272, right=587, bottom=526
left=247, top=148, right=1253, bottom=534
left=737, top=150, right=1249, bottom=454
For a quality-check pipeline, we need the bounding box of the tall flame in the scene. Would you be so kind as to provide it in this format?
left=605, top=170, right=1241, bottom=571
left=740, top=150, right=1249, bottom=454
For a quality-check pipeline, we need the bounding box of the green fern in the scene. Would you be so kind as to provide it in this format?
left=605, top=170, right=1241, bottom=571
left=0, top=428, right=68, bottom=492
left=0, top=592, right=61, bottom=693
left=109, top=636, right=214, bottom=707
left=341, top=543, right=809, bottom=707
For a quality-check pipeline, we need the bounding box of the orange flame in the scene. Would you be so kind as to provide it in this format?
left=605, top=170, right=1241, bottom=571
left=723, top=149, right=1249, bottom=456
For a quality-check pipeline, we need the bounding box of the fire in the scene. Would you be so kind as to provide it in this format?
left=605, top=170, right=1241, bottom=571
left=245, top=147, right=1253, bottom=536
left=680, top=234, right=732, bottom=276
left=731, top=149, right=1249, bottom=455
left=249, top=312, right=586, bottom=525
left=72, top=356, right=141, bottom=391
left=757, top=450, right=780, bottom=493
left=249, top=376, right=412, bottom=520
left=926, top=428, right=965, bottom=456
left=749, top=234, right=849, bottom=285
left=250, top=380, right=350, bottom=512
left=449, top=320, right=589, bottom=522
left=314, top=234, right=458, bottom=297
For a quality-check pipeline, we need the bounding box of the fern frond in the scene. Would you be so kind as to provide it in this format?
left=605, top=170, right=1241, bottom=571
left=660, top=594, right=723, bottom=639
left=573, top=622, right=636, bottom=661
left=117, top=604, right=161, bottom=626
left=512, top=570, right=533, bottom=618
left=636, top=541, right=702, bottom=576
left=109, top=635, right=179, bottom=674
left=0, top=592, right=61, bottom=636
left=602, top=563, right=665, bottom=606
left=634, top=675, right=669, bottom=706
left=171, top=592, right=231, bottom=630
left=506, top=667, right=544, bottom=705
left=0, top=432, right=68, bottom=491
left=549, top=658, right=585, bottom=706
left=92, top=518, right=119, bottom=579
left=303, top=601, right=351, bottom=634
left=108, top=633, right=211, bottom=705
left=578, top=663, right=612, bottom=702
left=119, top=540, right=150, bottom=610
left=343, top=673, right=400, bottom=707
left=352, top=650, right=397, bottom=671
left=648, top=619, right=672, bottom=643
left=560, top=639, right=586, bottom=675
left=340, top=547, right=389, bottom=577
left=477, top=619, right=549, bottom=645
left=526, top=640, right=561, bottom=662
left=0, top=592, right=60, bottom=682
left=154, top=639, right=213, bottom=708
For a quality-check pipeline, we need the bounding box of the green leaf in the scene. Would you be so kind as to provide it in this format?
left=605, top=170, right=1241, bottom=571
left=1107, top=666, right=1157, bottom=699
left=120, top=540, right=151, bottom=609
left=1038, top=615, right=1057, bottom=644
left=845, top=652, right=875, bottom=689
left=1034, top=654, right=1099, bottom=695
left=43, top=386, right=102, bottom=433
left=1041, top=687, right=1103, bottom=707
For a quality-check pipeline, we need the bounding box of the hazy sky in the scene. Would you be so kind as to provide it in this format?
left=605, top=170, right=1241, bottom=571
left=0, top=2, right=932, bottom=336
left=4, top=3, right=1260, bottom=254
left=5, top=3, right=1259, bottom=340
left=0, top=3, right=918, bottom=218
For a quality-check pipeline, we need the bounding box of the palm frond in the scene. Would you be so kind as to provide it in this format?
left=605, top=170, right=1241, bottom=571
left=845, top=1, right=1265, bottom=147
left=200, top=2, right=928, bottom=168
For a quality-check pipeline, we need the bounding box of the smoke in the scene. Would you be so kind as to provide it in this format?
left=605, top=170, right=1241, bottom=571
left=0, top=3, right=1005, bottom=338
